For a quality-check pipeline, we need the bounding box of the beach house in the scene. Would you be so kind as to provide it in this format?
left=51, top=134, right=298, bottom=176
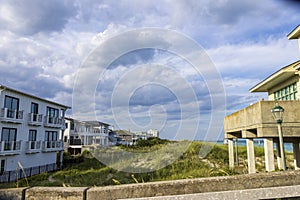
left=0, top=84, right=70, bottom=182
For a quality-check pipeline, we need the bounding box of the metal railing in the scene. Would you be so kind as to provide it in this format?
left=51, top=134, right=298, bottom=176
left=0, top=163, right=57, bottom=183
left=0, top=108, right=23, bottom=122
left=25, top=141, right=41, bottom=153
left=42, top=141, right=63, bottom=151
left=28, top=113, right=43, bottom=125
left=0, top=141, right=21, bottom=154
left=44, top=116, right=63, bottom=128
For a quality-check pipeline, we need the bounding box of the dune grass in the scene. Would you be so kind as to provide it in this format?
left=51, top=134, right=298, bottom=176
left=0, top=138, right=293, bottom=188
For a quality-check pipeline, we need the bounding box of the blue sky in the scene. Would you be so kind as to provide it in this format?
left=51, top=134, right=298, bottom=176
left=0, top=0, right=299, bottom=141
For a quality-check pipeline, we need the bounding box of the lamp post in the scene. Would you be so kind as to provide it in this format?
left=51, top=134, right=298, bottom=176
left=271, top=102, right=286, bottom=170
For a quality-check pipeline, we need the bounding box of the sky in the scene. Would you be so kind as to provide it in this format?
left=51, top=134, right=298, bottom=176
left=0, top=0, right=300, bottom=141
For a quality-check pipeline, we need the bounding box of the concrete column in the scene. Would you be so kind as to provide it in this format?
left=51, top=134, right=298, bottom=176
left=246, top=138, right=256, bottom=174
left=276, top=142, right=283, bottom=170
left=293, top=142, right=300, bottom=170
left=264, top=138, right=275, bottom=172
left=228, top=139, right=234, bottom=168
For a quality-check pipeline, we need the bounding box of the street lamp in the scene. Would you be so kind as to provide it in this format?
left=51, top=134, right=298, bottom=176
left=271, top=102, right=286, bottom=170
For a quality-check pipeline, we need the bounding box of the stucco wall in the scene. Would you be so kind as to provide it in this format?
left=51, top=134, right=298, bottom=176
left=225, top=100, right=300, bottom=138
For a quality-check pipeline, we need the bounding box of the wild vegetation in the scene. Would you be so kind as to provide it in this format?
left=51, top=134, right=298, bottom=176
left=0, top=138, right=295, bottom=188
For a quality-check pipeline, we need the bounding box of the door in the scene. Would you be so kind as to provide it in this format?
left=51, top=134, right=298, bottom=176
left=1, top=128, right=17, bottom=151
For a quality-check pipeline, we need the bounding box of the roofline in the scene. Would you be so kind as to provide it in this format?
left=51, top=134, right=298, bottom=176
left=84, top=121, right=110, bottom=126
left=64, top=117, right=110, bottom=126
left=287, top=24, right=300, bottom=40
left=249, top=60, right=300, bottom=93
left=0, top=84, right=71, bottom=109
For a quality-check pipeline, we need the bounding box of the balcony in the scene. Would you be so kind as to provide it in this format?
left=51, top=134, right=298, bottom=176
left=44, top=116, right=64, bottom=128
left=0, top=141, right=21, bottom=155
left=25, top=141, right=41, bottom=154
left=42, top=141, right=64, bottom=152
left=69, top=139, right=83, bottom=146
left=224, top=100, right=300, bottom=139
left=0, top=108, right=24, bottom=123
left=28, top=113, right=43, bottom=126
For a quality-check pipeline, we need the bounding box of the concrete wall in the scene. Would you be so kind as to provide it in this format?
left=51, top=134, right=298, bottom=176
left=2, top=170, right=300, bottom=200
left=224, top=100, right=300, bottom=138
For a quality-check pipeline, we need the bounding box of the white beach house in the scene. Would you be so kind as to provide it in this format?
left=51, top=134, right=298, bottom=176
left=0, top=84, right=70, bottom=182
left=64, top=118, right=110, bottom=154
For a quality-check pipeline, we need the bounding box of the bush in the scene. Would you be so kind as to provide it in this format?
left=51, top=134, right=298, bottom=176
left=135, top=137, right=170, bottom=147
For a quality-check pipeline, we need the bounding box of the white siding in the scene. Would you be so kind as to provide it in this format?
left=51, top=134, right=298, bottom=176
left=0, top=88, right=68, bottom=178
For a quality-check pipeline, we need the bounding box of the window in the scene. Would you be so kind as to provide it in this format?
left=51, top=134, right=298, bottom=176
left=4, top=96, right=19, bottom=118
left=1, top=128, right=17, bottom=151
left=45, top=131, right=58, bottom=148
left=46, top=107, right=59, bottom=123
left=0, top=160, right=5, bottom=174
left=45, top=131, right=58, bottom=141
left=31, top=103, right=39, bottom=121
left=31, top=103, right=38, bottom=114
left=29, top=130, right=37, bottom=149
left=46, top=107, right=59, bottom=117
left=274, top=82, right=298, bottom=101
left=70, top=122, right=74, bottom=130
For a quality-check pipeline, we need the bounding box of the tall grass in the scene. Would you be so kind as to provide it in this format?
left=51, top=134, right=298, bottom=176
left=0, top=139, right=277, bottom=188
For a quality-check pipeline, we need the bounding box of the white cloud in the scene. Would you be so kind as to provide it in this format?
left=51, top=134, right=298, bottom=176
left=0, top=0, right=299, bottom=140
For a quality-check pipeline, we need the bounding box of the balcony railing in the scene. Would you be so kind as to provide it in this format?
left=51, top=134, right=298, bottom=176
left=44, top=116, right=64, bottom=128
left=0, top=141, right=21, bottom=155
left=42, top=141, right=63, bottom=152
left=25, top=141, right=41, bottom=153
left=0, top=108, right=23, bottom=123
left=69, top=139, right=83, bottom=145
left=28, top=113, right=43, bottom=126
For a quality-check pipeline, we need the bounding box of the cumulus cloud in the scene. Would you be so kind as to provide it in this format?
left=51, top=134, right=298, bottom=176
left=0, top=0, right=299, bottom=140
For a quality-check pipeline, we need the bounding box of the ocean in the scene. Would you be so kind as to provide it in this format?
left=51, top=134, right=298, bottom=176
left=217, top=139, right=293, bottom=153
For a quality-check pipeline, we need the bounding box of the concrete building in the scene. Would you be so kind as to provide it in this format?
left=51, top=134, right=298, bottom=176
left=64, top=118, right=110, bottom=154
left=0, top=84, right=70, bottom=182
left=147, top=129, right=159, bottom=138
left=224, top=24, right=300, bottom=173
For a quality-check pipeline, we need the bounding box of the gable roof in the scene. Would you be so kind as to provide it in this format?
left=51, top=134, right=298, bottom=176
left=0, top=84, right=71, bottom=109
left=288, top=24, right=300, bottom=40
left=116, top=130, right=133, bottom=136
left=249, top=60, right=300, bottom=93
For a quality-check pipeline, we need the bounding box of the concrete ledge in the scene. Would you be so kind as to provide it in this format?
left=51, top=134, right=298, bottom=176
left=25, top=187, right=89, bottom=200
left=1, top=171, right=300, bottom=199
left=87, top=170, right=300, bottom=200
left=122, top=185, right=300, bottom=200
left=0, top=187, right=27, bottom=200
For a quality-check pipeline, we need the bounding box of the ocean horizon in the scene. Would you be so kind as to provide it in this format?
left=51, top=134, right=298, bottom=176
left=217, top=139, right=293, bottom=153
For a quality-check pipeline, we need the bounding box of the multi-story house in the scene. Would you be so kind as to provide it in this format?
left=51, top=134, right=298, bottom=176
left=147, top=129, right=159, bottom=138
left=64, top=118, right=109, bottom=154
left=0, top=84, right=70, bottom=182
left=224, top=24, right=300, bottom=174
